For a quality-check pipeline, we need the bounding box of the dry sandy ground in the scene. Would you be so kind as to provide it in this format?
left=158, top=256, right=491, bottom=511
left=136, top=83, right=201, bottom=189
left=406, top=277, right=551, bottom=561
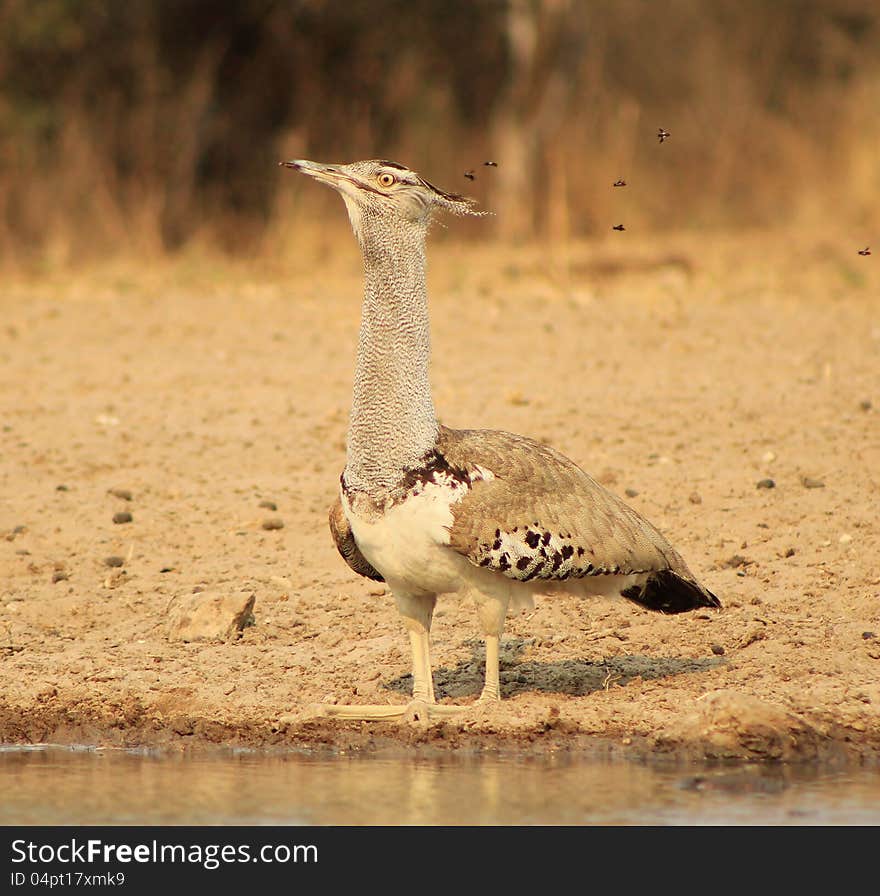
left=1, top=231, right=878, bottom=765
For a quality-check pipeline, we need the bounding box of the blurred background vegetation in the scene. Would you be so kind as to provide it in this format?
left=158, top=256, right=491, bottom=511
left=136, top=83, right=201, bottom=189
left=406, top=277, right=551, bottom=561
left=0, top=0, right=878, bottom=267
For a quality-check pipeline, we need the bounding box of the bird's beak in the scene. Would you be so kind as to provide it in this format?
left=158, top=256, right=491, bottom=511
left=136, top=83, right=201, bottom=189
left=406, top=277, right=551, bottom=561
left=280, top=158, right=387, bottom=199
left=279, top=159, right=349, bottom=188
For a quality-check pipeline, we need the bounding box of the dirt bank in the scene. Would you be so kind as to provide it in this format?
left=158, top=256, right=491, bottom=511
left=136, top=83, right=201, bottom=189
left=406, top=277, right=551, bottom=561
left=2, top=233, right=878, bottom=764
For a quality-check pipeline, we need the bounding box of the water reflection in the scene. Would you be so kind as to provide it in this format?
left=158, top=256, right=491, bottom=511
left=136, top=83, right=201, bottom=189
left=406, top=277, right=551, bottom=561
left=1, top=746, right=878, bottom=825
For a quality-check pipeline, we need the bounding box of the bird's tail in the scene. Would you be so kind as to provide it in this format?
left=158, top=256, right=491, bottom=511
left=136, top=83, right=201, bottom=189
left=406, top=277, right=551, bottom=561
left=620, top=569, right=721, bottom=614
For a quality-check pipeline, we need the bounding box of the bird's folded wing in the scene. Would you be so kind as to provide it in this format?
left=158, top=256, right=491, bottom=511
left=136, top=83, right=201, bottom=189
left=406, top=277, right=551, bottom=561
left=438, top=426, right=689, bottom=583
left=329, top=496, right=385, bottom=582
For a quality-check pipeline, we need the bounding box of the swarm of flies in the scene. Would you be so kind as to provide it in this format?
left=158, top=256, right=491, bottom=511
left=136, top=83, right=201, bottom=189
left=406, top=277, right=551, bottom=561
left=612, top=130, right=668, bottom=230
left=473, top=134, right=860, bottom=257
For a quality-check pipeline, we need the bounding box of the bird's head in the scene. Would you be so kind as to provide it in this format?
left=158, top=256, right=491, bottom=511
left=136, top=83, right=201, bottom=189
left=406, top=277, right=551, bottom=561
left=280, top=158, right=483, bottom=246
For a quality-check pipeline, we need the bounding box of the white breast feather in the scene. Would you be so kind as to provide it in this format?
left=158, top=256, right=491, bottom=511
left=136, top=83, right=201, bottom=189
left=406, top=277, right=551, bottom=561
left=345, top=471, right=470, bottom=594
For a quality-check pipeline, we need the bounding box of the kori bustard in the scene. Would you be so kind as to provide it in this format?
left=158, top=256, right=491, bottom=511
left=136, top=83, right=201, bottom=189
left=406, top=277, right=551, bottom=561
left=281, top=158, right=720, bottom=720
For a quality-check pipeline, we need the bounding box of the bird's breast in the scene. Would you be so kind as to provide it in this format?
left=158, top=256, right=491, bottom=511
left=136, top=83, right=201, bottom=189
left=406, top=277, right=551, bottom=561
left=341, top=471, right=471, bottom=595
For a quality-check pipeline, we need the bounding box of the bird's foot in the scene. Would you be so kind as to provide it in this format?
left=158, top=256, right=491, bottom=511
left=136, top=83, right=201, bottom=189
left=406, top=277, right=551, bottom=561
left=321, top=703, right=411, bottom=721
left=322, top=699, right=471, bottom=723
left=403, top=700, right=473, bottom=723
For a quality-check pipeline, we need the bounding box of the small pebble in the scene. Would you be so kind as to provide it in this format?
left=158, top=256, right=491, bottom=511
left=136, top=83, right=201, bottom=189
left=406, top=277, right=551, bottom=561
left=784, top=547, right=796, bottom=558
left=756, top=478, right=775, bottom=489
left=51, top=570, right=69, bottom=583
left=262, top=517, right=284, bottom=531
left=95, top=413, right=120, bottom=427
left=624, top=488, right=639, bottom=498
left=761, top=450, right=776, bottom=463
left=723, top=554, right=750, bottom=569
left=801, top=476, right=825, bottom=489
left=863, top=631, right=876, bottom=640
left=108, top=488, right=133, bottom=501
left=839, top=533, right=852, bottom=545
left=688, top=492, right=702, bottom=505
left=104, top=556, right=125, bottom=567
left=858, top=399, right=872, bottom=412
left=711, top=644, right=725, bottom=656
left=112, top=511, right=133, bottom=524
left=258, top=500, right=277, bottom=511
left=55, top=484, right=69, bottom=492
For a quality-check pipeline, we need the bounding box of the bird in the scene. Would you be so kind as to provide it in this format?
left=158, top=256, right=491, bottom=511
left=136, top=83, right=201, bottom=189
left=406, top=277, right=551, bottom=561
left=483, top=161, right=498, bottom=167
left=858, top=247, right=871, bottom=256
left=658, top=128, right=670, bottom=143
left=281, top=157, right=720, bottom=721
left=612, top=224, right=626, bottom=231
left=613, top=179, right=627, bottom=187
left=464, top=170, right=476, bottom=181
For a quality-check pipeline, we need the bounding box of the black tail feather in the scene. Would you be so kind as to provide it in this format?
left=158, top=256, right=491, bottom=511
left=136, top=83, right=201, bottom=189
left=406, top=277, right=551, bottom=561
left=621, top=569, right=720, bottom=614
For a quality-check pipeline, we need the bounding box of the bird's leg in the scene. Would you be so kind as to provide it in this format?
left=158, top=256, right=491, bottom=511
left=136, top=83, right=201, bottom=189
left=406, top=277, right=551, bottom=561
left=395, top=591, right=437, bottom=704
left=481, top=634, right=502, bottom=702
left=323, top=589, right=510, bottom=721
left=472, top=590, right=510, bottom=704
left=323, top=591, right=445, bottom=721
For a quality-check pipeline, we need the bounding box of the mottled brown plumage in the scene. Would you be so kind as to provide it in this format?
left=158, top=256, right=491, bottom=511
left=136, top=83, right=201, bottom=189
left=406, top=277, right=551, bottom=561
left=330, top=424, right=717, bottom=609
left=439, top=426, right=686, bottom=580
left=329, top=497, right=383, bottom=582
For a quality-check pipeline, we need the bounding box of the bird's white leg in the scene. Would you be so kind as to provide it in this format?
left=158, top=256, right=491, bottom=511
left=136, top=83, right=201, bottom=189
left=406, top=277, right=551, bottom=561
left=395, top=591, right=437, bottom=704
left=324, top=587, right=511, bottom=722
left=481, top=634, right=502, bottom=702
left=471, top=589, right=510, bottom=703
left=323, top=590, right=443, bottom=721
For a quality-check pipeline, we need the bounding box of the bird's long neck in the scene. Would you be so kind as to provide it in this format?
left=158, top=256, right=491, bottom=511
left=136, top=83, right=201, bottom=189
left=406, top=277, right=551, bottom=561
left=345, top=221, right=438, bottom=494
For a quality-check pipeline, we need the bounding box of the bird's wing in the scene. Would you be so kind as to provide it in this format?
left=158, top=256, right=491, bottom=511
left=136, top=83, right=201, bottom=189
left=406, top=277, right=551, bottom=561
left=438, top=426, right=693, bottom=583
left=329, top=496, right=385, bottom=582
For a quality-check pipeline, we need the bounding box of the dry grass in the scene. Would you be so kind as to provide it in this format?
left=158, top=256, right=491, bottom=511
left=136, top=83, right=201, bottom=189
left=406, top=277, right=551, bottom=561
left=0, top=2, right=878, bottom=269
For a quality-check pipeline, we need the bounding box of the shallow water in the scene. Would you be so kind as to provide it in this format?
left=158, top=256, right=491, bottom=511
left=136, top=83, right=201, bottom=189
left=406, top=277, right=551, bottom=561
left=2, top=745, right=878, bottom=825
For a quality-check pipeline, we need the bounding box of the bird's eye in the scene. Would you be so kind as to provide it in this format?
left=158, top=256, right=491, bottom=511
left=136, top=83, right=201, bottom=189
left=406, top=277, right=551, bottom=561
left=377, top=172, right=396, bottom=187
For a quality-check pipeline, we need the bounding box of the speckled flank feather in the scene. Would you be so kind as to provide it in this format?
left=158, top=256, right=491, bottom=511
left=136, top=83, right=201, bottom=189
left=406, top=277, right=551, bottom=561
left=437, top=423, right=720, bottom=611
left=439, top=426, right=693, bottom=581
left=332, top=421, right=718, bottom=611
